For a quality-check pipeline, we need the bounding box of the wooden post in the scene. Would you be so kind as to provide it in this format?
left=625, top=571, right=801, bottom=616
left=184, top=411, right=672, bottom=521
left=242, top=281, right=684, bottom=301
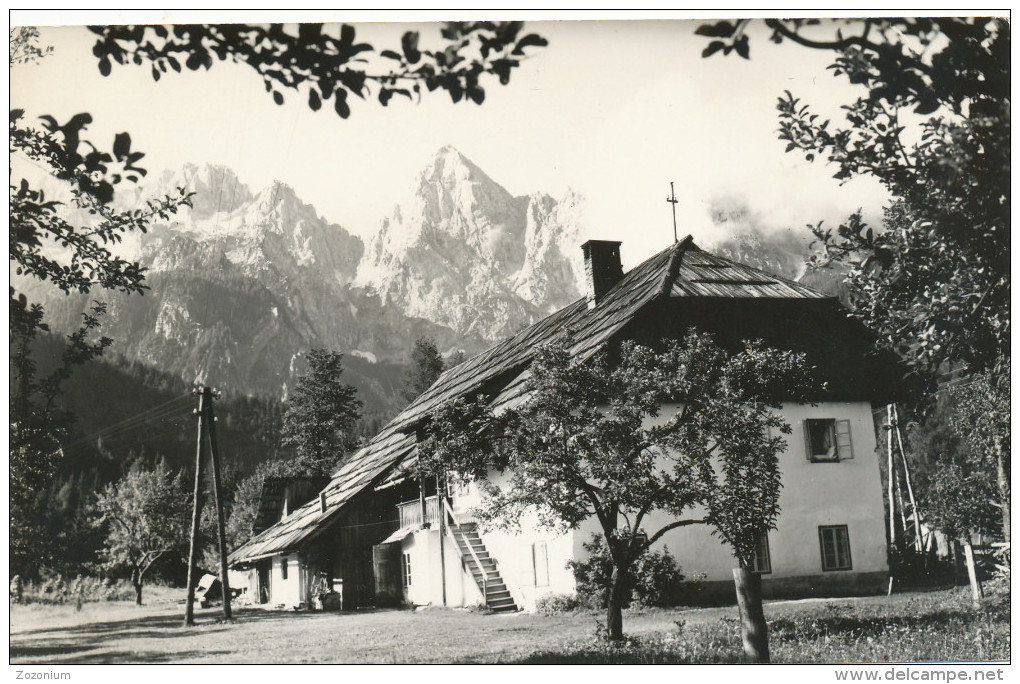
left=896, top=470, right=910, bottom=545
left=963, top=540, right=984, bottom=607
left=892, top=405, right=923, bottom=552
left=886, top=404, right=897, bottom=550
left=436, top=472, right=447, bottom=607
left=418, top=474, right=429, bottom=529
left=205, top=387, right=232, bottom=620
left=184, top=387, right=207, bottom=627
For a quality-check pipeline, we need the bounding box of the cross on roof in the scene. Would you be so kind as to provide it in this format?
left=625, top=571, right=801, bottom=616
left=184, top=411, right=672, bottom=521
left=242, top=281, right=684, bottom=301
left=666, top=181, right=678, bottom=244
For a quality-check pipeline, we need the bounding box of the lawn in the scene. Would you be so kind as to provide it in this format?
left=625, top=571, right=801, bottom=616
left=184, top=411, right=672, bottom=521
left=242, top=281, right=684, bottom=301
left=9, top=585, right=1009, bottom=664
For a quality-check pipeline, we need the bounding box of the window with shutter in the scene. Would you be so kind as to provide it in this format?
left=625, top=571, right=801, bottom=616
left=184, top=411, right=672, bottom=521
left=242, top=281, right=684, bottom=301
left=805, top=419, right=838, bottom=461
left=401, top=553, right=412, bottom=587
left=835, top=419, right=853, bottom=459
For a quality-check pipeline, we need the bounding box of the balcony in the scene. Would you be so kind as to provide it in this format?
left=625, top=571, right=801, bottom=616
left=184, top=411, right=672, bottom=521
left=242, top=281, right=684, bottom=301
left=397, top=495, right=441, bottom=529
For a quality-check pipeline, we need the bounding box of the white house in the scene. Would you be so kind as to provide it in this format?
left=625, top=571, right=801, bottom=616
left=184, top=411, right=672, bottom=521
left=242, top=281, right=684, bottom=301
left=230, top=237, right=899, bottom=611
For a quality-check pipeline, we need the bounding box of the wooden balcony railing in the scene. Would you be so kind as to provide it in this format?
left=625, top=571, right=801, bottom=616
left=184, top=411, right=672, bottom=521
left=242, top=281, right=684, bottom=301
left=397, top=496, right=440, bottom=529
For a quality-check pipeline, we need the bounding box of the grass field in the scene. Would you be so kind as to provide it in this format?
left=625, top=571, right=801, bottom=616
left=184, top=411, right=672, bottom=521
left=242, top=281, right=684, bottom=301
left=9, top=585, right=1009, bottom=664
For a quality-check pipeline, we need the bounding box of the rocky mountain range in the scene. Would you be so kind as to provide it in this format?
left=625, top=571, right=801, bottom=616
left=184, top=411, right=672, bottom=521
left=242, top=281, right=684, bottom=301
left=23, top=145, right=843, bottom=419
left=25, top=148, right=588, bottom=414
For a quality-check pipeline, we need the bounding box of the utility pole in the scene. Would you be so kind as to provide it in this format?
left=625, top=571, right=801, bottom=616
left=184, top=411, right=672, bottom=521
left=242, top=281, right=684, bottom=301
left=184, top=385, right=232, bottom=626
left=205, top=387, right=232, bottom=620
left=666, top=182, right=679, bottom=244
left=184, top=387, right=207, bottom=627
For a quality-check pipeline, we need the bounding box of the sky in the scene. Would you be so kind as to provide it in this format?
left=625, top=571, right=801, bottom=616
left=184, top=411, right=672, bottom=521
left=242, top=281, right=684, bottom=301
left=10, top=11, right=890, bottom=269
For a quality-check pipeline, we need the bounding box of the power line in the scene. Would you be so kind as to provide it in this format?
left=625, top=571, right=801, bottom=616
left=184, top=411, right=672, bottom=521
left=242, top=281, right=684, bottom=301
left=56, top=393, right=194, bottom=453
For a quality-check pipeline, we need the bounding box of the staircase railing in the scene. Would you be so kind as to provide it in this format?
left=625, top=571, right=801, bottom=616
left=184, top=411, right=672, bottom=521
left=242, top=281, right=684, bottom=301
left=443, top=497, right=489, bottom=606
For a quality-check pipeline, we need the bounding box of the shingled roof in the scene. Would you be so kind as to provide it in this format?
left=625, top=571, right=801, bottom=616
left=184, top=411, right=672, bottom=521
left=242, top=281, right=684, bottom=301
left=230, top=237, right=830, bottom=564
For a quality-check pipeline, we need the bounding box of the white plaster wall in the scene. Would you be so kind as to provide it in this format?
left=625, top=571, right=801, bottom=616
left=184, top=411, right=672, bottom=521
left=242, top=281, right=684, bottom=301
left=270, top=553, right=304, bottom=607
left=444, top=400, right=888, bottom=607
left=403, top=529, right=484, bottom=607
left=575, top=401, right=889, bottom=582
left=454, top=469, right=577, bottom=611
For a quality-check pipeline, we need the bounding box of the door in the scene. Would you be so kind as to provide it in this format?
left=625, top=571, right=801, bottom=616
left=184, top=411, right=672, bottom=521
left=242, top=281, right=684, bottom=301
left=373, top=542, right=403, bottom=607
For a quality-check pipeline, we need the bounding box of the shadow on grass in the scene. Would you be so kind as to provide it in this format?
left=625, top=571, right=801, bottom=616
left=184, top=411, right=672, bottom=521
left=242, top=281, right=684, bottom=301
left=10, top=607, right=327, bottom=664
left=11, top=647, right=233, bottom=664
left=9, top=644, right=91, bottom=658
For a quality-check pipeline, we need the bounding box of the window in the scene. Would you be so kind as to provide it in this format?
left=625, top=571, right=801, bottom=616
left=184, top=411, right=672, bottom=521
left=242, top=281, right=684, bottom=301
left=819, top=525, right=852, bottom=571
left=804, top=419, right=853, bottom=462
left=280, top=555, right=289, bottom=580
left=533, top=542, right=549, bottom=587
left=401, top=553, right=412, bottom=588
left=752, top=533, right=772, bottom=574
left=446, top=476, right=472, bottom=498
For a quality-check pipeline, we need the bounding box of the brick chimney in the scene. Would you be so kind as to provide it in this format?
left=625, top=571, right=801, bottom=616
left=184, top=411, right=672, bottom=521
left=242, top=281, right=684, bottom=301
left=581, top=240, right=623, bottom=309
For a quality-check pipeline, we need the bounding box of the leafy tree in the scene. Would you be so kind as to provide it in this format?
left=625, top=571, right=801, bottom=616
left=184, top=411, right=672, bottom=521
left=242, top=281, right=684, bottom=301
left=418, top=331, right=815, bottom=659
left=11, top=29, right=192, bottom=576
left=447, top=350, right=468, bottom=369
left=697, top=18, right=1009, bottom=377
left=402, top=335, right=445, bottom=403
left=224, top=457, right=328, bottom=551
left=911, top=391, right=1000, bottom=605
left=38, top=471, right=105, bottom=578
left=950, top=370, right=1010, bottom=545
left=281, top=349, right=363, bottom=473
left=93, top=460, right=190, bottom=604
left=10, top=302, right=113, bottom=578
left=87, top=22, right=547, bottom=117
left=917, top=445, right=999, bottom=545
left=224, top=467, right=269, bottom=551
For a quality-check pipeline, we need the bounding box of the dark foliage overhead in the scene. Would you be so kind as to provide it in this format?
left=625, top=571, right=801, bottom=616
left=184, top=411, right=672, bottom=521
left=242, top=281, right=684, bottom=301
left=697, top=17, right=1009, bottom=377
left=88, top=22, right=548, bottom=118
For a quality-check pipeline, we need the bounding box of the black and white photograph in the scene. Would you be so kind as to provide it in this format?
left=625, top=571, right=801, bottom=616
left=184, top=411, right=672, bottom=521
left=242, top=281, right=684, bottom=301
left=8, top=10, right=1010, bottom=674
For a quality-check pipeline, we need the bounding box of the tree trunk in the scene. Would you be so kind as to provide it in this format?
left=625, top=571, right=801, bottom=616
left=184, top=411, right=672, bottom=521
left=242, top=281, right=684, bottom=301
left=134, top=580, right=143, bottom=606
left=606, top=564, right=628, bottom=641
left=963, top=540, right=983, bottom=608
left=996, top=447, right=1010, bottom=547
left=733, top=567, right=770, bottom=663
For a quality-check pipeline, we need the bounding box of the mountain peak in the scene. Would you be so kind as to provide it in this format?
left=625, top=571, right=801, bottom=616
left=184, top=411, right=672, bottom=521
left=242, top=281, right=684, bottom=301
left=155, top=163, right=253, bottom=216
left=421, top=145, right=494, bottom=187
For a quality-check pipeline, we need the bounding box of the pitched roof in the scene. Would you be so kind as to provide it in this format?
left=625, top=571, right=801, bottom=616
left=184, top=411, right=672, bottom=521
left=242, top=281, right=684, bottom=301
left=229, top=237, right=831, bottom=564
left=252, top=476, right=330, bottom=535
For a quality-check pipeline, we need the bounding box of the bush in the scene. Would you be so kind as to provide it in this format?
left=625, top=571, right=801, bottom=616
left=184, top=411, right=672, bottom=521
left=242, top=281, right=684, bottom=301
left=14, top=572, right=136, bottom=605
left=632, top=545, right=686, bottom=607
left=535, top=593, right=587, bottom=614
left=567, top=534, right=686, bottom=609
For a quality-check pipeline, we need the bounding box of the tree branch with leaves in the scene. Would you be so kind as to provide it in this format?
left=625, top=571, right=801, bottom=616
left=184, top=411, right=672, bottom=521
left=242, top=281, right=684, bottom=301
left=88, top=22, right=547, bottom=117
left=697, top=17, right=1009, bottom=378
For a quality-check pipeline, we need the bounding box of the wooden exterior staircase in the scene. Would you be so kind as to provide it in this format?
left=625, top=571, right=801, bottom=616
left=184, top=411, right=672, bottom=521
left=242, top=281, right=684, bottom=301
left=443, top=500, right=517, bottom=612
